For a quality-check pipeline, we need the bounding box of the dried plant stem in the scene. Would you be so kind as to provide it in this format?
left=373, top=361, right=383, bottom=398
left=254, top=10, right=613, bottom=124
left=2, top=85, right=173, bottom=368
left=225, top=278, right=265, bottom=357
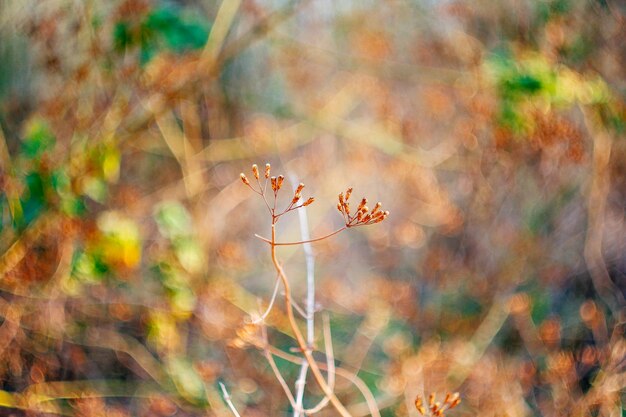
left=255, top=226, right=347, bottom=246
left=270, top=223, right=353, bottom=417
left=262, top=345, right=298, bottom=408
left=250, top=275, right=281, bottom=324
left=219, top=382, right=242, bottom=417
left=294, top=363, right=309, bottom=416
left=293, top=196, right=315, bottom=417
left=265, top=344, right=381, bottom=417
left=259, top=323, right=298, bottom=409
left=305, top=314, right=336, bottom=414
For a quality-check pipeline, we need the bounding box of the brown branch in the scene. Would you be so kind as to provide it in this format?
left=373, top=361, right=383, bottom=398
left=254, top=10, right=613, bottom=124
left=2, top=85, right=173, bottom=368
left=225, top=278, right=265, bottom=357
left=255, top=227, right=347, bottom=246
left=264, top=344, right=382, bottom=417
left=269, top=224, right=353, bottom=417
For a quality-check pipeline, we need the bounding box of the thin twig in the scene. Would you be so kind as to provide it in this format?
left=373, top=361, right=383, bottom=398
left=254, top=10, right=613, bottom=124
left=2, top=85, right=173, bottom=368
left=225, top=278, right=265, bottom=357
left=294, top=362, right=309, bottom=417
left=265, top=344, right=381, bottom=417
left=219, top=382, right=242, bottom=417
left=255, top=227, right=347, bottom=246
left=290, top=297, right=310, bottom=320
left=261, top=326, right=298, bottom=409
left=269, top=224, right=353, bottom=417
left=305, top=314, right=336, bottom=414
left=249, top=275, right=281, bottom=324
left=293, top=178, right=316, bottom=417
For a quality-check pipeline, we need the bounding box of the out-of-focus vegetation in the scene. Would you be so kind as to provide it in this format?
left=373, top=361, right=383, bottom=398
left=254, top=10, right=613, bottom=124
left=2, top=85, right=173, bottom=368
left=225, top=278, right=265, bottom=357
left=0, top=0, right=625, bottom=416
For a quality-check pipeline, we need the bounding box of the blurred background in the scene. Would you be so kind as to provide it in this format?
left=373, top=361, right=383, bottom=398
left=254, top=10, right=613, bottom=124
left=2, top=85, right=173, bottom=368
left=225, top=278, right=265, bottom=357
left=0, top=0, right=625, bottom=416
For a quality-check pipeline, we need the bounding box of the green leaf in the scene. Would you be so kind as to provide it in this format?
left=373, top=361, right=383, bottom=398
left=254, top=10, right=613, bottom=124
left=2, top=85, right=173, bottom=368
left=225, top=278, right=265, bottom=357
left=174, top=237, right=204, bottom=274
left=143, top=7, right=209, bottom=52
left=21, top=119, right=55, bottom=159
left=113, top=22, right=133, bottom=52
left=71, top=250, right=108, bottom=284
left=82, top=176, right=108, bottom=203
left=114, top=5, right=210, bottom=64
left=167, top=357, right=206, bottom=405
left=154, top=201, right=193, bottom=239
left=19, top=171, right=48, bottom=226
left=502, top=74, right=543, bottom=96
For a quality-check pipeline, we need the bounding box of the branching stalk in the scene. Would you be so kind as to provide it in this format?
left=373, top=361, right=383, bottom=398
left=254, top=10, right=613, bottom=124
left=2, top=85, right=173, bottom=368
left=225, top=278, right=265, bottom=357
left=255, top=227, right=347, bottom=246
left=270, top=223, right=353, bottom=417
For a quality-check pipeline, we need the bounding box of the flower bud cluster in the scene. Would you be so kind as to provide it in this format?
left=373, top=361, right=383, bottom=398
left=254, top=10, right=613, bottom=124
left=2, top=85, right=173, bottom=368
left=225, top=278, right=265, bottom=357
left=337, top=187, right=389, bottom=227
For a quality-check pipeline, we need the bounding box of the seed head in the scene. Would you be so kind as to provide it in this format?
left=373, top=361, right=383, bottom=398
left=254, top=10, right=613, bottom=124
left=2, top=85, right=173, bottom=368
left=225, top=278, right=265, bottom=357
left=252, top=164, right=259, bottom=179
left=265, top=163, right=271, bottom=178
left=295, top=183, right=305, bottom=195
left=271, top=176, right=277, bottom=192
left=277, top=175, right=284, bottom=190
left=345, top=187, right=353, bottom=201
left=415, top=396, right=426, bottom=415
left=373, top=211, right=389, bottom=223
left=336, top=189, right=388, bottom=227
left=448, top=393, right=461, bottom=409
left=240, top=173, right=250, bottom=185
left=303, top=197, right=314, bottom=206
left=414, top=392, right=461, bottom=417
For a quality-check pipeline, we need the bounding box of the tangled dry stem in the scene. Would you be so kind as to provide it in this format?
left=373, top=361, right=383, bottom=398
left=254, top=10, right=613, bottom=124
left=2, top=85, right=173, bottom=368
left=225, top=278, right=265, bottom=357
left=233, top=163, right=390, bottom=416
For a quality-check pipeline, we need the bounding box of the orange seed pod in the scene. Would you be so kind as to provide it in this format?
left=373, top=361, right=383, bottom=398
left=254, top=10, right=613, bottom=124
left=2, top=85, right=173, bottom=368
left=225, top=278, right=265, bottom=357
left=265, top=163, right=271, bottom=178
left=252, top=164, right=259, bottom=179
left=345, top=187, right=353, bottom=200
left=240, top=173, right=250, bottom=185
left=450, top=397, right=461, bottom=408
